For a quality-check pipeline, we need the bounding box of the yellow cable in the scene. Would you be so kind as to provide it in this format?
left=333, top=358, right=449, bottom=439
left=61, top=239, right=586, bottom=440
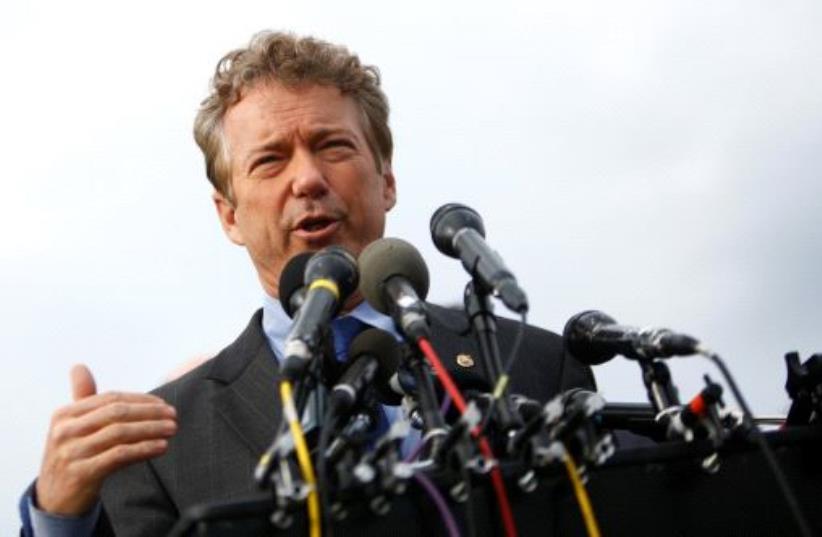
left=491, top=374, right=510, bottom=400
left=280, top=381, right=321, bottom=537
left=562, top=452, right=602, bottom=537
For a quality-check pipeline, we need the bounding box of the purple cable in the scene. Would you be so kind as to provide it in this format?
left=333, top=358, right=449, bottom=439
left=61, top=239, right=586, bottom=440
left=413, top=472, right=461, bottom=537
left=440, top=393, right=452, bottom=415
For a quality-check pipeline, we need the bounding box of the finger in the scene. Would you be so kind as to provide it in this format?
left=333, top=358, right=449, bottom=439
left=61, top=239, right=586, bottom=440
left=70, top=364, right=97, bottom=401
left=53, top=401, right=177, bottom=441
left=68, top=419, right=177, bottom=460
left=79, top=438, right=170, bottom=481
left=55, top=391, right=170, bottom=419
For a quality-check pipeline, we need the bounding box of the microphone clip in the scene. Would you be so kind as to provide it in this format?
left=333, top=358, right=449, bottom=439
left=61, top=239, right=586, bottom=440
left=518, top=389, right=615, bottom=470
left=663, top=374, right=742, bottom=473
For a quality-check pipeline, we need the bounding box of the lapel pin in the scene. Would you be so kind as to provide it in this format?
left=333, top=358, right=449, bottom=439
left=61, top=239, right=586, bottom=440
left=455, top=353, right=475, bottom=368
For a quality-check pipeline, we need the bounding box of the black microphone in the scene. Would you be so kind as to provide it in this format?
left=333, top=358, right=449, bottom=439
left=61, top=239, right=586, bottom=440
left=278, top=251, right=346, bottom=384
left=563, top=310, right=701, bottom=364
left=330, top=328, right=403, bottom=411
left=430, top=203, right=528, bottom=313
left=278, top=251, right=316, bottom=317
left=281, top=246, right=359, bottom=381
left=358, top=237, right=431, bottom=341
left=323, top=410, right=378, bottom=464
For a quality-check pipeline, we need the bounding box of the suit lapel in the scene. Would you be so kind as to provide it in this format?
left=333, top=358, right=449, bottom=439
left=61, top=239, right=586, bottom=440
left=207, top=310, right=282, bottom=456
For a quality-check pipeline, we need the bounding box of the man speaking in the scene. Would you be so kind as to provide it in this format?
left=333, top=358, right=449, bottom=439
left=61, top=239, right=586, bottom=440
left=20, top=31, right=594, bottom=536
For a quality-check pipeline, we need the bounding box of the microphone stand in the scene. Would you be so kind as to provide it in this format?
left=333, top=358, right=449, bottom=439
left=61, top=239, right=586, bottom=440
left=263, top=362, right=327, bottom=532
left=404, top=344, right=448, bottom=458
left=292, top=350, right=332, bottom=449
left=639, top=359, right=681, bottom=412
left=638, top=359, right=683, bottom=440
left=463, top=281, right=521, bottom=436
left=258, top=329, right=334, bottom=532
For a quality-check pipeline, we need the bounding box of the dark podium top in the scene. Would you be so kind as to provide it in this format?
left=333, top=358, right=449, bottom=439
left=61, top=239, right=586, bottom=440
left=170, top=427, right=822, bottom=537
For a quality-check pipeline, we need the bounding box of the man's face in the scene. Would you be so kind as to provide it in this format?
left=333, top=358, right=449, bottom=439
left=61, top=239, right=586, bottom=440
left=214, top=83, right=396, bottom=296
left=214, top=82, right=396, bottom=298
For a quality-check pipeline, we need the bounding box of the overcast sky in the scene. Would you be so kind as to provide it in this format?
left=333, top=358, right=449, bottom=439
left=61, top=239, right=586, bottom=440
left=2, top=0, right=820, bottom=531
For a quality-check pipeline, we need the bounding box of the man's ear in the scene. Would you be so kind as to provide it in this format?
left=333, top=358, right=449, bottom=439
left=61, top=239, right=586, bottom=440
left=382, top=163, right=397, bottom=212
left=213, top=191, right=246, bottom=246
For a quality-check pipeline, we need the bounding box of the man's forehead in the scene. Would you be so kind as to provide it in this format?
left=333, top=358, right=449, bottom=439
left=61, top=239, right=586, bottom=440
left=225, top=82, right=359, bottom=136
left=224, top=82, right=366, bottom=163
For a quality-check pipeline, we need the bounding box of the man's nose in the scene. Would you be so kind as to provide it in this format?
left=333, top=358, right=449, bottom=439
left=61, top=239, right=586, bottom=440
left=289, top=149, right=329, bottom=199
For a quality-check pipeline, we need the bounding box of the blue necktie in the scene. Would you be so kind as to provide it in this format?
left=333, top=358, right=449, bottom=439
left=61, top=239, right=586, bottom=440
left=332, top=316, right=368, bottom=363
left=331, top=316, right=390, bottom=443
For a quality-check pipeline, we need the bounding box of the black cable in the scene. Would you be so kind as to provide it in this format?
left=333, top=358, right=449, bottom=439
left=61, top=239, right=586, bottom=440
left=459, top=455, right=478, bottom=537
left=502, top=312, right=528, bottom=378
left=294, top=378, right=310, bottom=418
left=316, top=409, right=339, bottom=537
left=478, top=312, right=528, bottom=435
left=701, top=350, right=812, bottom=537
left=255, top=415, right=291, bottom=489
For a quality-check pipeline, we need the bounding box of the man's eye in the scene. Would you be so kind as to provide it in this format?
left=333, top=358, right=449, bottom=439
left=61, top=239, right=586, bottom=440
left=251, top=155, right=283, bottom=172
left=321, top=139, right=353, bottom=150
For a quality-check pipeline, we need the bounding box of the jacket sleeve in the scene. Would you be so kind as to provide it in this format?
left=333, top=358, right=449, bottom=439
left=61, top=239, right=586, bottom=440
left=19, top=480, right=111, bottom=537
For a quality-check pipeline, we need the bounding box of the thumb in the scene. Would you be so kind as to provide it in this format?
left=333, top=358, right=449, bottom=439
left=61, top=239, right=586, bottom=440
left=70, top=364, right=97, bottom=401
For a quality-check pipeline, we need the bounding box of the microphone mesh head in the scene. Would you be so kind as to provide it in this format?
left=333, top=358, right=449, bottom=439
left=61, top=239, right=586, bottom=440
left=348, top=328, right=403, bottom=405
left=278, top=251, right=315, bottom=317
left=358, top=238, right=430, bottom=315
left=563, top=310, right=619, bottom=365
left=430, top=203, right=485, bottom=258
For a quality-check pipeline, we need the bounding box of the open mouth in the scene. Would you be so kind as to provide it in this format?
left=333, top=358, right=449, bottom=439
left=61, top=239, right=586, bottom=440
left=293, top=215, right=341, bottom=241
left=299, top=217, right=336, bottom=232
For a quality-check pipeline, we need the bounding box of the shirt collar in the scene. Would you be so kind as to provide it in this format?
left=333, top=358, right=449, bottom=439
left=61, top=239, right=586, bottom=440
left=261, top=294, right=401, bottom=361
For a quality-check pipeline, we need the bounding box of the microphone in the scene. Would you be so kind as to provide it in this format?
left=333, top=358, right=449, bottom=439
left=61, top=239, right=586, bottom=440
left=358, top=237, right=431, bottom=341
left=359, top=239, right=451, bottom=448
left=281, top=246, right=359, bottom=381
left=430, top=203, right=528, bottom=313
left=323, top=410, right=379, bottom=464
left=278, top=251, right=315, bottom=317
left=563, top=310, right=701, bottom=364
left=330, top=328, right=403, bottom=411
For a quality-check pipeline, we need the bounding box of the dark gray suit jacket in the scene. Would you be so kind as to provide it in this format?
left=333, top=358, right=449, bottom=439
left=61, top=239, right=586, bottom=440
left=98, top=305, right=595, bottom=536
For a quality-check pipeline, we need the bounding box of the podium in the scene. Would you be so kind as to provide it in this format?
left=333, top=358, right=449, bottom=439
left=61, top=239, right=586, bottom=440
left=169, top=427, right=822, bottom=537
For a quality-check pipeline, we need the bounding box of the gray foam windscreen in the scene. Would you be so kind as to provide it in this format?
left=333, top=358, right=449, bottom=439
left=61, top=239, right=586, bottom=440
left=358, top=237, right=430, bottom=315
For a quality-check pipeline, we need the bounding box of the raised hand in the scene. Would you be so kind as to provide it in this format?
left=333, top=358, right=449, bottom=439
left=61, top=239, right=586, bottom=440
left=35, top=364, right=177, bottom=515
